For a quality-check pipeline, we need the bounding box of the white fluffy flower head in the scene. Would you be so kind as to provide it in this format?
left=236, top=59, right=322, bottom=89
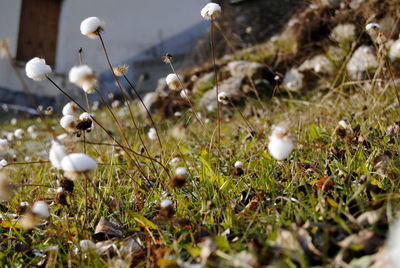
left=14, top=129, right=24, bottom=139
left=160, top=199, right=173, bottom=208
left=62, top=102, right=78, bottom=116
left=234, top=161, right=243, bottom=168
left=338, top=120, right=347, bottom=129
left=268, top=126, right=294, bottom=160
left=32, top=201, right=50, bottom=218
left=49, top=141, right=67, bottom=169
left=166, top=74, right=182, bottom=90
left=25, top=57, right=52, bottom=81
left=175, top=167, right=188, bottom=177
left=148, top=128, right=157, bottom=140
left=80, top=17, right=104, bottom=39
left=60, top=115, right=76, bottom=132
left=69, top=65, right=97, bottom=94
left=79, top=112, right=92, bottom=121
left=201, top=3, right=221, bottom=20
left=61, top=153, right=97, bottom=173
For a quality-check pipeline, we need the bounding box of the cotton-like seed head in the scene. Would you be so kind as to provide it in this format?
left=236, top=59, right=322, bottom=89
left=32, top=201, right=50, bottom=218
left=14, top=129, right=24, bottom=139
left=338, top=120, right=347, bottom=129
left=49, top=140, right=67, bottom=169
left=268, top=126, right=294, bottom=160
left=201, top=3, right=222, bottom=20
left=27, top=125, right=37, bottom=134
left=82, top=79, right=97, bottom=94
left=234, top=161, right=243, bottom=168
left=175, top=167, right=188, bottom=177
left=0, top=159, right=8, bottom=168
left=0, top=139, right=8, bottom=148
left=160, top=199, right=173, bottom=208
left=80, top=17, right=104, bottom=39
left=148, top=128, right=157, bottom=140
left=79, top=112, right=92, bottom=121
left=19, top=212, right=39, bottom=230
left=365, top=22, right=382, bottom=31
left=25, top=57, right=52, bottom=81
left=61, top=153, right=97, bottom=173
left=69, top=65, right=93, bottom=84
left=180, top=89, right=189, bottom=99
left=62, top=102, right=78, bottom=116
left=245, top=26, right=252, bottom=34
left=165, top=74, right=182, bottom=90
left=113, top=64, right=128, bottom=77
left=45, top=106, right=54, bottom=115
left=217, top=91, right=229, bottom=104
left=60, top=115, right=76, bottom=132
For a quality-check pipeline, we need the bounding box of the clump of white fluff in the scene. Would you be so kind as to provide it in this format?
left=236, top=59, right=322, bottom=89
left=62, top=102, right=78, bottom=116
left=338, top=120, right=347, bottom=129
left=27, top=125, right=38, bottom=139
left=268, top=126, right=294, bottom=160
left=80, top=17, right=104, bottom=39
left=148, top=128, right=157, bottom=140
left=32, top=201, right=50, bottom=218
left=166, top=74, right=182, bottom=90
left=14, top=129, right=24, bottom=139
left=160, top=199, right=173, bottom=208
left=201, top=3, right=221, bottom=20
left=61, top=153, right=97, bottom=180
left=79, top=112, right=92, bottom=121
left=389, top=40, right=400, bottom=61
left=69, top=65, right=97, bottom=94
left=60, top=115, right=76, bottom=132
left=25, top=57, right=52, bottom=81
left=175, top=167, right=188, bottom=177
left=49, top=141, right=67, bottom=169
left=0, top=139, right=8, bottom=149
left=234, top=161, right=243, bottom=168
left=283, top=69, right=304, bottom=92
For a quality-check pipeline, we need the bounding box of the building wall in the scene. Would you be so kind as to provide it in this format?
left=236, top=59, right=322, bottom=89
left=0, top=0, right=208, bottom=99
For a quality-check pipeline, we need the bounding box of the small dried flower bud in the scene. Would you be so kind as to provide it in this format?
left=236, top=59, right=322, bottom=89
left=17, top=201, right=29, bottom=215
left=163, top=53, right=173, bottom=63
left=113, top=64, right=129, bottom=77
left=44, top=106, right=54, bottom=115
left=159, top=199, right=174, bottom=219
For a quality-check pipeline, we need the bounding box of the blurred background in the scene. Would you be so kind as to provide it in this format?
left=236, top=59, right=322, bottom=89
left=0, top=0, right=298, bottom=115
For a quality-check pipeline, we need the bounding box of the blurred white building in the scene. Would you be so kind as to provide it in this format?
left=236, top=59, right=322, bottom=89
left=0, top=0, right=209, bottom=108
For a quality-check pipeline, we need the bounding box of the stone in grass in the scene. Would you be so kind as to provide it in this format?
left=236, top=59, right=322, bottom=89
left=199, top=77, right=243, bottom=112
left=227, top=60, right=264, bottom=79
left=93, top=216, right=122, bottom=241
left=346, top=46, right=378, bottom=80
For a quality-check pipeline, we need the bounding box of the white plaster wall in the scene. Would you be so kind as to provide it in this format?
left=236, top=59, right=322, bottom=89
left=0, top=0, right=208, bottom=97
